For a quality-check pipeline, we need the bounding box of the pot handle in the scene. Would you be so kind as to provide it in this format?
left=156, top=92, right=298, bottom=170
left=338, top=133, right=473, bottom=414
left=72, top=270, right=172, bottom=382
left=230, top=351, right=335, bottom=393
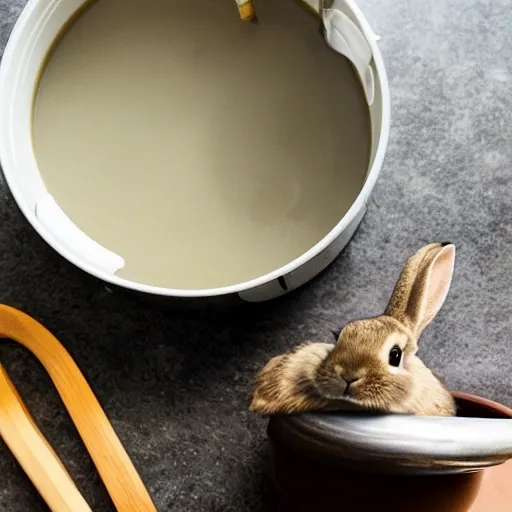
left=35, top=194, right=125, bottom=276
left=0, top=305, right=156, bottom=511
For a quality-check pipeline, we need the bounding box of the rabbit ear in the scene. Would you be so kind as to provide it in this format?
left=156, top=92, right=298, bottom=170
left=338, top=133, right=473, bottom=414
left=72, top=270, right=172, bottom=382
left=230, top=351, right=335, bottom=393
left=385, top=243, right=456, bottom=338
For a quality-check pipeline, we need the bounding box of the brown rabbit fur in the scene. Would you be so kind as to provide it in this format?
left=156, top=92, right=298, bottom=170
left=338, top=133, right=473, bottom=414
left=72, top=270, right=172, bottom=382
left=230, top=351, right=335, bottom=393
left=250, top=242, right=457, bottom=417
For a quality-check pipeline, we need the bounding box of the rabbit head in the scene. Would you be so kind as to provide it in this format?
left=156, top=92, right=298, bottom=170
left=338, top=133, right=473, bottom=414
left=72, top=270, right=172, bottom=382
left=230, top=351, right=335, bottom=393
left=313, top=242, right=456, bottom=414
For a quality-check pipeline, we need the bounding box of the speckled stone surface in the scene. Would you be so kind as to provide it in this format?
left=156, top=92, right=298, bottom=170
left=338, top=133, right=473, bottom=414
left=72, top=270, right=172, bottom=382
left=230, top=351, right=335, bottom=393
left=0, top=0, right=511, bottom=510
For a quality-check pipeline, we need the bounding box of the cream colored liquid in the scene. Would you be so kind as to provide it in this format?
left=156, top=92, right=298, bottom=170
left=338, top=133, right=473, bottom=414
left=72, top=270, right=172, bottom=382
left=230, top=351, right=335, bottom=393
left=33, top=0, right=370, bottom=290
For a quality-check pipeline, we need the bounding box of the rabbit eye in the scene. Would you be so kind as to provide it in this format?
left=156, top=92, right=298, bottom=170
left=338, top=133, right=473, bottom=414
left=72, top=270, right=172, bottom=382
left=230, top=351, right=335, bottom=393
left=388, top=346, right=402, bottom=367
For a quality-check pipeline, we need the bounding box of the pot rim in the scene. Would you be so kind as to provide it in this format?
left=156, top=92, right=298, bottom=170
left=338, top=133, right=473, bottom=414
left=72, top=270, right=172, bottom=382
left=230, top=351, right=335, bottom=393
left=267, top=391, right=512, bottom=475
left=450, top=390, right=512, bottom=417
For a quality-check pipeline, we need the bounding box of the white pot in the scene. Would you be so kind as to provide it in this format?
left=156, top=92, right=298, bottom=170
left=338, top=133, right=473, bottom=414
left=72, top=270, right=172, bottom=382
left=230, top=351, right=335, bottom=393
left=0, top=0, right=390, bottom=302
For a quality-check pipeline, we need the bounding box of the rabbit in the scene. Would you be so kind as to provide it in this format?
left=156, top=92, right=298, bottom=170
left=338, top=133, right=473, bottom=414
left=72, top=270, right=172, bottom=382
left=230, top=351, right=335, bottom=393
left=250, top=242, right=457, bottom=417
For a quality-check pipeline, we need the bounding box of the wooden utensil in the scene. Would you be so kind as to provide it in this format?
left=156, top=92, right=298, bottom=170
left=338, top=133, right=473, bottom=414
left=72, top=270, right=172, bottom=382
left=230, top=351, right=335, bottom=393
left=234, top=0, right=327, bottom=22
left=0, top=304, right=156, bottom=511
left=236, top=0, right=256, bottom=20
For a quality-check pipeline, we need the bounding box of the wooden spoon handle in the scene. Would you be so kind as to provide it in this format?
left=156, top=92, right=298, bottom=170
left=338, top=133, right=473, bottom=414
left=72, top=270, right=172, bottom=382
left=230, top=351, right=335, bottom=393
left=235, top=0, right=255, bottom=20
left=0, top=305, right=156, bottom=512
left=0, top=365, right=92, bottom=511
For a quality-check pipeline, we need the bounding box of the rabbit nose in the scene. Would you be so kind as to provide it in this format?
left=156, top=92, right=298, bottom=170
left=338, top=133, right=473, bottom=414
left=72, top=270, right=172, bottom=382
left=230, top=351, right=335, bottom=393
left=343, top=377, right=360, bottom=394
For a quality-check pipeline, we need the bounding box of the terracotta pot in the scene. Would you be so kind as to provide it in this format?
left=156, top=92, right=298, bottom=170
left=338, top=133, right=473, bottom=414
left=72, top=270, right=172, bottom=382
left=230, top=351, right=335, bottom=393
left=268, top=392, right=512, bottom=512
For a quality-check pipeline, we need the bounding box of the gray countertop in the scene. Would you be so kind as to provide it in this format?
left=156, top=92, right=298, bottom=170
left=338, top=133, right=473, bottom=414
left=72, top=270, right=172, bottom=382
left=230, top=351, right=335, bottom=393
left=1, top=0, right=511, bottom=510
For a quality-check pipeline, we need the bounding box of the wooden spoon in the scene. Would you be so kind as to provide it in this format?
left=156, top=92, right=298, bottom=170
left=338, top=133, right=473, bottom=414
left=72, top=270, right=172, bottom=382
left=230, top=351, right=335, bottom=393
left=235, top=0, right=256, bottom=21
left=0, top=304, right=156, bottom=512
